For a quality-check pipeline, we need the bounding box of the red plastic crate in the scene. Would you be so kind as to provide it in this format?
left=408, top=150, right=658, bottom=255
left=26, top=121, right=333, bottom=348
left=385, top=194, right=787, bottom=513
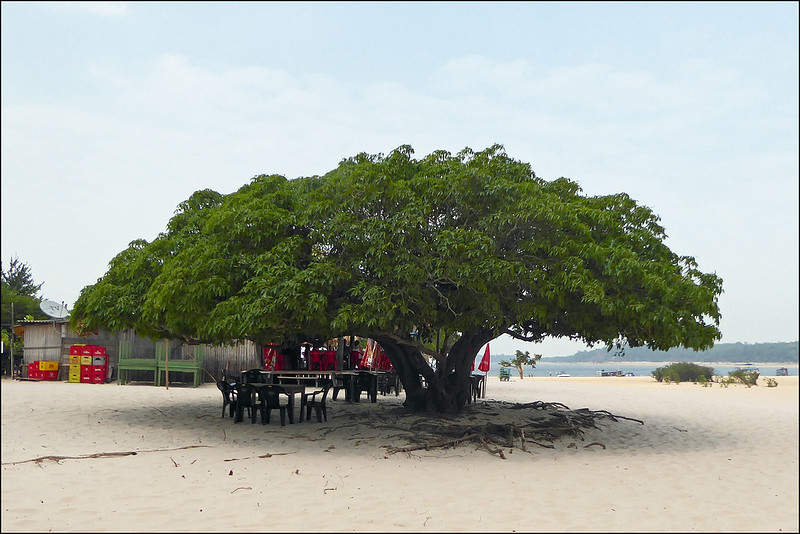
left=92, top=365, right=107, bottom=374
left=41, top=370, right=58, bottom=381
left=80, top=374, right=93, bottom=383
left=80, top=346, right=93, bottom=356
left=80, top=364, right=93, bottom=378
left=69, top=345, right=85, bottom=355
left=92, top=346, right=107, bottom=356
left=28, top=363, right=39, bottom=379
left=91, top=370, right=106, bottom=383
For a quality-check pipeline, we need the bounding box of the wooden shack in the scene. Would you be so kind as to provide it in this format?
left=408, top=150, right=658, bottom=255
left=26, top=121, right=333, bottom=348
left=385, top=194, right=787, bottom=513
left=16, top=320, right=260, bottom=384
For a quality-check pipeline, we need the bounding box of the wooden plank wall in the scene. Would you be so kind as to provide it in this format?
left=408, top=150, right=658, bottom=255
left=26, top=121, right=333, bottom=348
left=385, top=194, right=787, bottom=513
left=202, top=340, right=260, bottom=383
left=21, top=323, right=64, bottom=365
left=21, top=324, right=260, bottom=384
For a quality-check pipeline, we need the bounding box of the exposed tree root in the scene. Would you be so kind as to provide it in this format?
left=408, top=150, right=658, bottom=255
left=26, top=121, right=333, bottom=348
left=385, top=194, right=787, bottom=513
left=381, top=400, right=643, bottom=459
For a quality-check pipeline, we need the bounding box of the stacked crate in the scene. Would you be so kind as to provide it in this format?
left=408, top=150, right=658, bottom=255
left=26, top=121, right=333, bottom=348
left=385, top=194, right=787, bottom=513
left=68, top=344, right=109, bottom=384
left=90, top=346, right=108, bottom=384
left=27, top=361, right=40, bottom=380
left=39, top=360, right=59, bottom=380
left=69, top=345, right=84, bottom=383
left=26, top=361, right=59, bottom=380
left=80, top=345, right=94, bottom=383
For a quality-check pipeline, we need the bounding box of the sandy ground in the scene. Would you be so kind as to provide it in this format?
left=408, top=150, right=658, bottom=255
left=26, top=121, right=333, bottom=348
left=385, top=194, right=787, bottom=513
left=1, top=374, right=797, bottom=533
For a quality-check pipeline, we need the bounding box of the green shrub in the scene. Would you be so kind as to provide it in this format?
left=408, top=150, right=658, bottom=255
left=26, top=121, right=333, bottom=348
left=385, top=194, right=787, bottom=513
left=697, top=375, right=712, bottom=387
left=652, top=362, right=715, bottom=383
left=728, top=370, right=759, bottom=387
left=765, top=378, right=778, bottom=388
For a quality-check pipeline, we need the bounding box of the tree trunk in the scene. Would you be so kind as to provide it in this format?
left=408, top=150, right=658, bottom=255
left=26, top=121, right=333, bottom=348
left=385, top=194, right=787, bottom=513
left=375, top=329, right=494, bottom=413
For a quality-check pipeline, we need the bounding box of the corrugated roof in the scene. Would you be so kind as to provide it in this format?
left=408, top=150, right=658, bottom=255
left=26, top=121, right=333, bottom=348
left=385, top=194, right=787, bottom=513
left=16, top=319, right=70, bottom=325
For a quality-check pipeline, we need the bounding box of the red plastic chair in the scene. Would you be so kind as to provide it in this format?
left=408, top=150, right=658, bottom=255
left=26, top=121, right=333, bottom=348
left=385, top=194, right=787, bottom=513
left=323, top=350, right=337, bottom=371
left=309, top=350, right=324, bottom=371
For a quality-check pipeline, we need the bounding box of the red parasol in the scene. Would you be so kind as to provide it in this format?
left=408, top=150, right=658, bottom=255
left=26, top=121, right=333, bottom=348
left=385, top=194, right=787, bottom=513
left=478, top=344, right=491, bottom=372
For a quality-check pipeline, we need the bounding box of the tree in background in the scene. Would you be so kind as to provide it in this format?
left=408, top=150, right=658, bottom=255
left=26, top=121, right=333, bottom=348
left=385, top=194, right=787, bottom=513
left=2, top=256, right=44, bottom=297
left=1, top=256, right=48, bottom=373
left=72, top=145, right=723, bottom=412
left=500, top=350, right=542, bottom=379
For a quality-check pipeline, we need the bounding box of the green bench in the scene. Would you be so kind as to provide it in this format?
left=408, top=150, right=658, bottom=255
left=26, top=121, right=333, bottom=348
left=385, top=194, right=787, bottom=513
left=156, top=344, right=204, bottom=387
left=117, top=340, right=158, bottom=385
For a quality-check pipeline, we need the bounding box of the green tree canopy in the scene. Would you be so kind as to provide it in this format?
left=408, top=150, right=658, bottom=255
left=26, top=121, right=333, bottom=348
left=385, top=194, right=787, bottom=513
left=72, top=145, right=723, bottom=412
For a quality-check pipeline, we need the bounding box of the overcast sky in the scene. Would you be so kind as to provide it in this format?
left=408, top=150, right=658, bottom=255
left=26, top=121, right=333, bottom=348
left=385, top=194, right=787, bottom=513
left=2, top=2, right=797, bottom=357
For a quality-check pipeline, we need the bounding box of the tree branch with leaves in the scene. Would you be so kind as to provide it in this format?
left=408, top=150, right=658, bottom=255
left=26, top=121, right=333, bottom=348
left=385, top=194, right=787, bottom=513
left=500, top=350, right=543, bottom=379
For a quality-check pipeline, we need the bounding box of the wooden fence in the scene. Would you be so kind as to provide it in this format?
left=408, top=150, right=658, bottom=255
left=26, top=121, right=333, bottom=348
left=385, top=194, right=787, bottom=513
left=20, top=322, right=261, bottom=385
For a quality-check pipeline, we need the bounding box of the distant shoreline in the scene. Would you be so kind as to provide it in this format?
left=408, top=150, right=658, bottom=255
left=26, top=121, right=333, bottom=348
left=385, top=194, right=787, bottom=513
left=536, top=341, right=799, bottom=365
left=540, top=361, right=798, bottom=368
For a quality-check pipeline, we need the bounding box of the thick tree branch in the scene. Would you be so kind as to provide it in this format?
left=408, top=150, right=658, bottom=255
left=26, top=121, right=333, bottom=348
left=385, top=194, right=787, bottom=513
left=504, top=329, right=546, bottom=342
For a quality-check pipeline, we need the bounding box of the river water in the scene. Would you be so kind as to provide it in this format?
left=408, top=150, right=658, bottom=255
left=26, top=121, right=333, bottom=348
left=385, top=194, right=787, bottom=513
left=478, top=360, right=798, bottom=378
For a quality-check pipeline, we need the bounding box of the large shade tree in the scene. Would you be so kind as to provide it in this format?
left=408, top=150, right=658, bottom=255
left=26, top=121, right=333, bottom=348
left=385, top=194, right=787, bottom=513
left=72, top=145, right=722, bottom=412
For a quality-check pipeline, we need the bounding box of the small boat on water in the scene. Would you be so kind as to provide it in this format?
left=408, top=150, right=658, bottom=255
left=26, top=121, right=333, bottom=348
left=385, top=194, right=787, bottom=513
left=596, top=370, right=624, bottom=377
left=776, top=367, right=789, bottom=376
left=737, top=363, right=759, bottom=373
left=556, top=371, right=571, bottom=377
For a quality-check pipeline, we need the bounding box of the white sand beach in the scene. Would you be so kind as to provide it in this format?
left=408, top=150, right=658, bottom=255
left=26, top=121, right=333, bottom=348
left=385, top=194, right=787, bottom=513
left=2, top=375, right=797, bottom=533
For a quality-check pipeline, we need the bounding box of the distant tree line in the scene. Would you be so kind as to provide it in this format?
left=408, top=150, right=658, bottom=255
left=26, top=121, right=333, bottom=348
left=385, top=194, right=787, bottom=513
left=1, top=256, right=49, bottom=373
left=538, top=341, right=799, bottom=364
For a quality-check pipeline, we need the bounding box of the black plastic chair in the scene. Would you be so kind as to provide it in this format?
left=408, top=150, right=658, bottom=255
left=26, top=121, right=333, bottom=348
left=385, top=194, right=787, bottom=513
left=331, top=374, right=347, bottom=400
left=301, top=379, right=332, bottom=422
left=221, top=368, right=236, bottom=383
left=216, top=380, right=238, bottom=418
left=468, top=374, right=484, bottom=404
left=259, top=385, right=292, bottom=426
left=377, top=371, right=399, bottom=396
left=241, top=369, right=267, bottom=384
left=356, top=371, right=378, bottom=403
left=233, top=383, right=255, bottom=423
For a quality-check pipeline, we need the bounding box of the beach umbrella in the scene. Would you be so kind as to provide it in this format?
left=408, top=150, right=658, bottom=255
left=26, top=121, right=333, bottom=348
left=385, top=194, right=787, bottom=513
left=478, top=344, right=490, bottom=398
left=478, top=344, right=490, bottom=372
left=360, top=339, right=373, bottom=369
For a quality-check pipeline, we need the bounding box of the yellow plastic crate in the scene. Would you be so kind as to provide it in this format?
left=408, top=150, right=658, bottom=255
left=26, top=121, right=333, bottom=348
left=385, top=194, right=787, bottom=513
left=69, top=354, right=81, bottom=365
left=39, top=361, right=59, bottom=371
left=80, top=356, right=92, bottom=365
left=70, top=363, right=81, bottom=373
left=68, top=371, right=81, bottom=383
